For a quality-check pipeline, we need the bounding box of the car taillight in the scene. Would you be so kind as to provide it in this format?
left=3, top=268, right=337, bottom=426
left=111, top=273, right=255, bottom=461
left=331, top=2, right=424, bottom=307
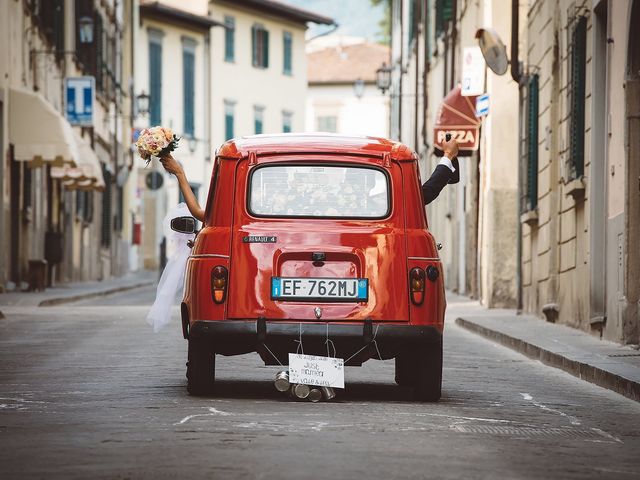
left=409, top=267, right=425, bottom=305
left=211, top=266, right=228, bottom=304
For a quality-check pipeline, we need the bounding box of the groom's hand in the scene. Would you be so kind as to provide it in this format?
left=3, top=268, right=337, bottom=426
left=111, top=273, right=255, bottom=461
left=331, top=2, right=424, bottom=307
left=443, top=137, right=459, bottom=159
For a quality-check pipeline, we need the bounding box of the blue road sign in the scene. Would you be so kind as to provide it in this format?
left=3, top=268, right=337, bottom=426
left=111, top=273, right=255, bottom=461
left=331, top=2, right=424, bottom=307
left=475, top=93, right=490, bottom=117
left=65, top=77, right=95, bottom=126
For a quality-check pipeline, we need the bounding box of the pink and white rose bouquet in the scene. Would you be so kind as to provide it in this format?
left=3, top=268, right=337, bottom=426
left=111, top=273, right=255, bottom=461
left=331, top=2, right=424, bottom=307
left=135, top=126, right=180, bottom=165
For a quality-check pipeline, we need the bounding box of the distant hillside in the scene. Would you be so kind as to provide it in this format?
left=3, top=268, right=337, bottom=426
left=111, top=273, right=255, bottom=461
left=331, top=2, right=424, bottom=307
left=287, top=0, right=385, bottom=42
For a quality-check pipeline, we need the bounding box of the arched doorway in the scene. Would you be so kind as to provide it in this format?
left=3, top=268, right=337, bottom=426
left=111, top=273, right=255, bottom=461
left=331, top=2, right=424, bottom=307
left=625, top=0, right=640, bottom=343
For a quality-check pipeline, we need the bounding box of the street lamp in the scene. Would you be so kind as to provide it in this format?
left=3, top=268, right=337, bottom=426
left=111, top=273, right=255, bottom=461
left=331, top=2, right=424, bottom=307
left=78, top=16, right=94, bottom=44
left=188, top=136, right=197, bottom=153
left=136, top=91, right=150, bottom=117
left=353, top=78, right=365, bottom=99
left=376, top=63, right=392, bottom=94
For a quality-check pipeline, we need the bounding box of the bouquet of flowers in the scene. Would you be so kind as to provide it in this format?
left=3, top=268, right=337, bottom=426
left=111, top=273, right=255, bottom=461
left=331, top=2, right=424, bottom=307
left=135, top=126, right=180, bottom=165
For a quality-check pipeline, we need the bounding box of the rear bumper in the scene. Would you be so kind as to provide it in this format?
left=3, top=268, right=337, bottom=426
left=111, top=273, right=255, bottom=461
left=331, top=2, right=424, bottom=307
left=188, top=318, right=442, bottom=366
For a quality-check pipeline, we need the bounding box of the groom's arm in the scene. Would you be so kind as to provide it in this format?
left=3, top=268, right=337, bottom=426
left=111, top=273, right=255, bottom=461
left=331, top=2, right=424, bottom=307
left=422, top=157, right=457, bottom=205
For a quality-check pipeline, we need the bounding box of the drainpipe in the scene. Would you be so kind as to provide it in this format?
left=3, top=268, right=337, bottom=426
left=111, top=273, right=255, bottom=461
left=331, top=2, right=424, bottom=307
left=512, top=0, right=523, bottom=311
left=511, top=0, right=521, bottom=84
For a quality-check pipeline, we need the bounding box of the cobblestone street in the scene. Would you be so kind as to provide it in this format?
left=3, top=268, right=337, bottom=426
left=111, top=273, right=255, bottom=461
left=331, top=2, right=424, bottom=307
left=1, top=290, right=638, bottom=479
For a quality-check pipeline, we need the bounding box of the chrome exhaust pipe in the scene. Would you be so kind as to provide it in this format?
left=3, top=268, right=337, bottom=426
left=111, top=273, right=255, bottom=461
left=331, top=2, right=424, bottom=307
left=274, top=371, right=290, bottom=392
left=291, top=383, right=310, bottom=399
left=308, top=388, right=322, bottom=402
left=320, top=386, right=336, bottom=400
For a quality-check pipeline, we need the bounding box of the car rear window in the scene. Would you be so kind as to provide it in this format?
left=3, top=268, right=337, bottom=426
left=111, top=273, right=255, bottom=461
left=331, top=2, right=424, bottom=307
left=249, top=165, right=389, bottom=218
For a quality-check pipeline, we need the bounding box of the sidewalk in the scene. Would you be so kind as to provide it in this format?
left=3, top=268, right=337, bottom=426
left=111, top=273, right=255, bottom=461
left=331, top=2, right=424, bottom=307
left=454, top=301, right=640, bottom=402
left=0, top=270, right=156, bottom=308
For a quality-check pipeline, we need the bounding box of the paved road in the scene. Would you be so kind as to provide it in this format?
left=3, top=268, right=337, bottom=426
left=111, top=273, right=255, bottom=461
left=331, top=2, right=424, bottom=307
left=0, top=290, right=639, bottom=479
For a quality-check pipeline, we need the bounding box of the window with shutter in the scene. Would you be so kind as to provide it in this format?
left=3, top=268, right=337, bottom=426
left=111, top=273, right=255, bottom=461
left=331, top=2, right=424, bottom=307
left=526, top=74, right=539, bottom=211
left=282, top=111, right=293, bottom=133
left=568, top=16, right=587, bottom=180
left=435, top=0, right=453, bottom=38
left=95, top=14, right=104, bottom=92
left=224, top=16, right=235, bottom=62
left=149, top=31, right=163, bottom=126
left=254, top=106, right=264, bottom=134
left=182, top=39, right=196, bottom=137
left=283, top=31, right=292, bottom=75
left=252, top=24, right=269, bottom=68
left=101, top=165, right=112, bottom=248
left=224, top=101, right=235, bottom=140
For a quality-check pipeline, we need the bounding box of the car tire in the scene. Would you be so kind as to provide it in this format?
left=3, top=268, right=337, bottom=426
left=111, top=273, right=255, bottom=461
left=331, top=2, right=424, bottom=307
left=414, top=339, right=442, bottom=402
left=186, top=338, right=215, bottom=396
left=395, top=351, right=416, bottom=386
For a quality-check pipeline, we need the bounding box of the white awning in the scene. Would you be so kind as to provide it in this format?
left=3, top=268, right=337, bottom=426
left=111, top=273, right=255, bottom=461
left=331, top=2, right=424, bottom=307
left=51, top=131, right=104, bottom=191
left=9, top=88, right=79, bottom=167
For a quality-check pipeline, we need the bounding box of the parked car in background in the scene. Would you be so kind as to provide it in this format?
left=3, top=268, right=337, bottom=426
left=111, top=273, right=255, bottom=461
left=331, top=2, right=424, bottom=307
left=176, top=134, right=446, bottom=401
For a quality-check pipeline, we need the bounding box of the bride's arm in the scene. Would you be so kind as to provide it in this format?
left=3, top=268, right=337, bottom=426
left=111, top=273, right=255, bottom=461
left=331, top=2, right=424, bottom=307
left=159, top=154, right=205, bottom=222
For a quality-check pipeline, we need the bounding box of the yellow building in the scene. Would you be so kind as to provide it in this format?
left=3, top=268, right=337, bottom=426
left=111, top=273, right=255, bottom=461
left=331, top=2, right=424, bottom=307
left=0, top=0, right=138, bottom=290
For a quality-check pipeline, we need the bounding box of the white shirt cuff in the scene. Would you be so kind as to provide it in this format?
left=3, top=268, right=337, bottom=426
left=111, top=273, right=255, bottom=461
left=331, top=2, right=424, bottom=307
left=438, top=156, right=456, bottom=173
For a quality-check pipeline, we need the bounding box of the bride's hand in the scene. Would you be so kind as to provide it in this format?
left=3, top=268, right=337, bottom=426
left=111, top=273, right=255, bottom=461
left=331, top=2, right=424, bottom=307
left=159, top=153, right=184, bottom=176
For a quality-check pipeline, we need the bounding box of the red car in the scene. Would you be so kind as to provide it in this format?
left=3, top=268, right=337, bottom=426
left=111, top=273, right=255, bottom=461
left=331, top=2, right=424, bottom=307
left=177, top=134, right=446, bottom=401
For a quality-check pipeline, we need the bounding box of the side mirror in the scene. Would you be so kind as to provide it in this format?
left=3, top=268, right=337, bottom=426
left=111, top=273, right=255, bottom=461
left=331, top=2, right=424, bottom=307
left=170, top=216, right=196, bottom=234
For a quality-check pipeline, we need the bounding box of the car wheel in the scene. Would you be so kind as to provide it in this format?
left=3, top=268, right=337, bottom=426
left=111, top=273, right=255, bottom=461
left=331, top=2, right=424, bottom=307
left=395, top=351, right=416, bottom=386
left=186, top=338, right=215, bottom=396
left=414, top=339, right=442, bottom=402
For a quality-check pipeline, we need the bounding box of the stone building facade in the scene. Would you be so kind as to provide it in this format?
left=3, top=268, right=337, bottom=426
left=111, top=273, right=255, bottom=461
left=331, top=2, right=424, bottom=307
left=521, top=0, right=639, bottom=344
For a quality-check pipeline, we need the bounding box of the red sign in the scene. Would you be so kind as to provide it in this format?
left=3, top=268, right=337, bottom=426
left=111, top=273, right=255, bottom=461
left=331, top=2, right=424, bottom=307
left=433, top=85, right=482, bottom=155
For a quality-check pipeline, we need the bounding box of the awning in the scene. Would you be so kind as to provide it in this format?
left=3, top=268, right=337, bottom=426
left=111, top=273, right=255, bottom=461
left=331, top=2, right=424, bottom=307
left=433, top=85, right=481, bottom=156
left=52, top=131, right=105, bottom=191
left=9, top=88, right=79, bottom=167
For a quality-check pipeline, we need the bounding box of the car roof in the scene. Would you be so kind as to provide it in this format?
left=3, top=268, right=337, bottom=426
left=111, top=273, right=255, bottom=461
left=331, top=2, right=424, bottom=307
left=216, top=133, right=416, bottom=162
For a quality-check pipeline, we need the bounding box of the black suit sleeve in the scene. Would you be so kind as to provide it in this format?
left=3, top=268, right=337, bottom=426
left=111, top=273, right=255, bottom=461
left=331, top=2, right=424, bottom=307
left=422, top=164, right=454, bottom=205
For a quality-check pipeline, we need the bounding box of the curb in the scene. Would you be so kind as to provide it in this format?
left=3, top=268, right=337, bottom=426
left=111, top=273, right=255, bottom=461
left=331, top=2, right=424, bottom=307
left=455, top=317, right=640, bottom=403
left=38, top=281, right=154, bottom=307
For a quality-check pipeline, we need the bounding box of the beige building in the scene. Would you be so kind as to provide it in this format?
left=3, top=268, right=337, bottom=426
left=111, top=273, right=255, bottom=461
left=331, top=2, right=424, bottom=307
left=135, top=1, right=220, bottom=269
left=0, top=0, right=137, bottom=291
left=306, top=37, right=390, bottom=137
left=521, top=0, right=639, bottom=345
left=208, top=0, right=333, bottom=146
left=388, top=0, right=520, bottom=307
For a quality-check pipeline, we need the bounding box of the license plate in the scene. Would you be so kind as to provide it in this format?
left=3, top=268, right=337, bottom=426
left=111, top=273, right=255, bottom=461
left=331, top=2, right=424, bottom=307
left=271, top=277, right=368, bottom=302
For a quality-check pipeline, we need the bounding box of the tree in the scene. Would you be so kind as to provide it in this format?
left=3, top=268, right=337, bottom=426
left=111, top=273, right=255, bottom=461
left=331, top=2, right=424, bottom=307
left=370, top=0, right=391, bottom=45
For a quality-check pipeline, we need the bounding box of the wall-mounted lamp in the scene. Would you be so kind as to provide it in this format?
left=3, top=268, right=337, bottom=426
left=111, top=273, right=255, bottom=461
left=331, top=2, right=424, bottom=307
left=135, top=91, right=150, bottom=117
left=375, top=63, right=392, bottom=94
left=78, top=16, right=94, bottom=44
left=353, top=78, right=365, bottom=99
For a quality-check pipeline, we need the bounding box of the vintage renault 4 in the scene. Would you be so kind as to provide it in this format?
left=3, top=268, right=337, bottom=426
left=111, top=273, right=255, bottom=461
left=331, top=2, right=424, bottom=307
left=179, top=134, right=446, bottom=401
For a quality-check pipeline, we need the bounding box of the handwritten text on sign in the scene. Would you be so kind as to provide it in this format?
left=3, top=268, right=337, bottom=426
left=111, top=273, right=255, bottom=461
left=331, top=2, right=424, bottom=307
left=289, top=354, right=345, bottom=389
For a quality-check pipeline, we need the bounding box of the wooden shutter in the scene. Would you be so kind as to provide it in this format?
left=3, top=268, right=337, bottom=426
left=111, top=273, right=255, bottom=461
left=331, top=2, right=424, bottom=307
left=252, top=25, right=258, bottom=66
left=569, top=16, right=587, bottom=179
left=435, top=0, right=453, bottom=38
left=183, top=49, right=195, bottom=136
left=526, top=74, right=539, bottom=210
left=225, top=112, right=234, bottom=140
left=149, top=40, right=162, bottom=125
left=225, top=17, right=235, bottom=62
left=101, top=165, right=112, bottom=248
left=283, top=32, right=292, bottom=75
left=263, top=29, right=269, bottom=68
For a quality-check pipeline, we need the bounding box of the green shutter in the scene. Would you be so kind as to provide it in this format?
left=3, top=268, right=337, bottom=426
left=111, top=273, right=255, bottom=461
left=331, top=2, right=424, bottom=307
left=435, top=0, right=453, bottom=38
left=527, top=75, right=539, bottom=210
left=251, top=25, right=257, bottom=66
left=101, top=165, right=112, bottom=248
left=283, top=32, right=292, bottom=75
left=183, top=49, right=195, bottom=136
left=149, top=41, right=162, bottom=125
left=569, top=16, right=587, bottom=179
left=224, top=16, right=235, bottom=62
left=225, top=113, right=234, bottom=140
left=263, top=30, right=269, bottom=68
